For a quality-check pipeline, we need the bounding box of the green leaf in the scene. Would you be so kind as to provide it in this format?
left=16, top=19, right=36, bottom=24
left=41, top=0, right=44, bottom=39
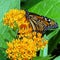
left=8, top=27, right=17, bottom=39
left=21, top=0, right=41, bottom=9
left=43, top=29, right=59, bottom=54
left=44, top=29, right=59, bottom=40
left=28, top=0, right=60, bottom=29
left=0, top=0, right=20, bottom=49
left=48, top=31, right=60, bottom=53
left=0, top=24, right=15, bottom=40
left=40, top=45, right=48, bottom=57
left=32, top=55, right=52, bottom=60
left=0, top=48, right=7, bottom=60
left=21, top=0, right=26, bottom=2
left=0, top=36, right=7, bottom=49
left=0, top=24, right=18, bottom=49
left=54, top=56, right=60, bottom=60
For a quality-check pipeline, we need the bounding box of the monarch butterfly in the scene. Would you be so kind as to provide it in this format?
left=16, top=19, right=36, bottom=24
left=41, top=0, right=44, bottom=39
left=26, top=11, right=58, bottom=34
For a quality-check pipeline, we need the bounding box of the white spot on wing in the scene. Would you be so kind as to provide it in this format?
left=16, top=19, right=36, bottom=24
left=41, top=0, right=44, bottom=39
left=45, top=18, right=47, bottom=21
left=48, top=19, right=51, bottom=22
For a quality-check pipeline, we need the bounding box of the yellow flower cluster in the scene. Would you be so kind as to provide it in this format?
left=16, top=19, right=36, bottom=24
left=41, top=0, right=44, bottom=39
left=3, top=9, right=48, bottom=60
left=6, top=33, right=48, bottom=60
left=3, top=9, right=26, bottom=28
left=6, top=38, right=37, bottom=60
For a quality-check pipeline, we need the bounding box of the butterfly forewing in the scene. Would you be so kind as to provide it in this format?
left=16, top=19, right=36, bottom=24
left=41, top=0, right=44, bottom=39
left=26, top=11, right=58, bottom=34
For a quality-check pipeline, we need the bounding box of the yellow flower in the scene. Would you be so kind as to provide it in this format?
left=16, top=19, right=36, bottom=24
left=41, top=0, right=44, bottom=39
left=3, top=9, right=26, bottom=28
left=6, top=35, right=48, bottom=60
left=6, top=38, right=37, bottom=60
left=5, top=9, right=48, bottom=60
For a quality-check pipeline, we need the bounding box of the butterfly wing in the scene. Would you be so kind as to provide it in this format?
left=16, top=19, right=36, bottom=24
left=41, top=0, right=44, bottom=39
left=26, top=11, right=58, bottom=34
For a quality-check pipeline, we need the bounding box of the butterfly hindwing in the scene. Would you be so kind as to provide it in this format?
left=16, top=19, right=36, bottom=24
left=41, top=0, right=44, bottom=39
left=26, top=11, right=58, bottom=34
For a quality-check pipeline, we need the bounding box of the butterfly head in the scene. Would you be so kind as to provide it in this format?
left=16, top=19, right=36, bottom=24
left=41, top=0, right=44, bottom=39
left=43, top=17, right=58, bottom=33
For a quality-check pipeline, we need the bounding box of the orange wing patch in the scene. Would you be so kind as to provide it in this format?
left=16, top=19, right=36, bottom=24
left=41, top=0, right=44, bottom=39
left=26, top=11, right=58, bottom=34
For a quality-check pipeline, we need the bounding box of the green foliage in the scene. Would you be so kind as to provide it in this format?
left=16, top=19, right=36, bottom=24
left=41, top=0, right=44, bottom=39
left=0, top=48, right=7, bottom=60
left=32, top=55, right=52, bottom=60
left=40, top=45, right=48, bottom=57
left=21, top=0, right=26, bottom=2
left=54, top=56, right=60, bottom=60
left=48, top=31, right=60, bottom=53
left=0, top=0, right=20, bottom=60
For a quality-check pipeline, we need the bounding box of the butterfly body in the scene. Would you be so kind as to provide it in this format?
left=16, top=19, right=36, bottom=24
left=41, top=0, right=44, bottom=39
left=26, top=11, right=58, bottom=34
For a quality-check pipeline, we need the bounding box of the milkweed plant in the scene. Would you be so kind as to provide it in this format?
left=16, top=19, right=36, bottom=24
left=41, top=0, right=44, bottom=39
left=0, top=0, right=60, bottom=60
left=3, top=9, right=48, bottom=60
